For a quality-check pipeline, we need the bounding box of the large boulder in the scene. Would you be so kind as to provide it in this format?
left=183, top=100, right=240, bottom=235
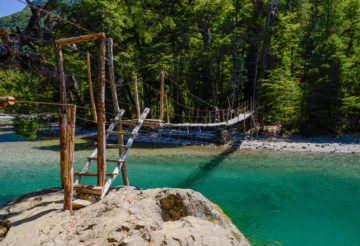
left=0, top=187, right=250, bottom=246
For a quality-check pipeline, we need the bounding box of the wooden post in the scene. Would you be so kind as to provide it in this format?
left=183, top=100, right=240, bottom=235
left=159, top=71, right=165, bottom=121
left=134, top=76, right=140, bottom=119
left=209, top=111, right=212, bottom=123
left=86, top=52, right=97, bottom=123
left=63, top=105, right=76, bottom=211
left=251, top=115, right=259, bottom=139
left=107, top=38, right=121, bottom=114
left=165, top=94, right=170, bottom=123
left=215, top=107, right=219, bottom=123
left=55, top=44, right=67, bottom=188
left=243, top=105, right=246, bottom=136
left=97, top=34, right=106, bottom=187
left=121, top=156, right=129, bottom=186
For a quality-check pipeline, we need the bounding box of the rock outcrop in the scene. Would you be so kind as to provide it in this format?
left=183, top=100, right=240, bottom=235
left=0, top=187, right=250, bottom=246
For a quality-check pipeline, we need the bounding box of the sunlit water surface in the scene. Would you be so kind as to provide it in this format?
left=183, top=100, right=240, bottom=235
left=1, top=129, right=360, bottom=246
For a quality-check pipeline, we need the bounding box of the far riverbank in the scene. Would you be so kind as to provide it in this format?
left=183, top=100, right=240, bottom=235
left=2, top=115, right=360, bottom=154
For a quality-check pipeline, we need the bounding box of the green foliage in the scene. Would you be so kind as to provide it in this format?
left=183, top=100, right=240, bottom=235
left=0, top=69, right=57, bottom=139
left=262, top=68, right=302, bottom=125
left=0, top=7, right=31, bottom=31
left=12, top=115, right=51, bottom=140
left=1, top=0, right=360, bottom=136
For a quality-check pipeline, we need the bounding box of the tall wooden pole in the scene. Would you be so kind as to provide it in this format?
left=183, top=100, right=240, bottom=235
left=165, top=94, right=170, bottom=123
left=134, top=76, right=140, bottom=119
left=97, top=33, right=106, bottom=187
left=106, top=38, right=128, bottom=185
left=55, top=44, right=67, bottom=188
left=159, top=71, right=165, bottom=121
left=86, top=52, right=97, bottom=123
left=107, top=38, right=121, bottom=114
left=215, top=107, right=219, bottom=123
left=243, top=104, right=246, bottom=137
left=63, top=105, right=76, bottom=211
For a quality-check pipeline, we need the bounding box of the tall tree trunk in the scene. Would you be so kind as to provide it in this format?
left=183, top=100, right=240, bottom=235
left=198, top=21, right=218, bottom=108
left=256, top=0, right=279, bottom=104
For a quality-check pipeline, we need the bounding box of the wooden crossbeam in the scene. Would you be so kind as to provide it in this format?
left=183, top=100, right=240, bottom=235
left=106, top=131, right=138, bottom=136
left=55, top=33, right=104, bottom=46
left=87, top=157, right=125, bottom=164
left=74, top=172, right=117, bottom=177
left=74, top=184, right=103, bottom=195
left=113, top=119, right=163, bottom=127
left=106, top=144, right=129, bottom=149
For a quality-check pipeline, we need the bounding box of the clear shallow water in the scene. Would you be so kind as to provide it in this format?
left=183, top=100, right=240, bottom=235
left=1, top=129, right=360, bottom=246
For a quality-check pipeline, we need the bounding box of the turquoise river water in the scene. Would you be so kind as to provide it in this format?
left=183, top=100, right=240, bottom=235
left=1, top=128, right=360, bottom=245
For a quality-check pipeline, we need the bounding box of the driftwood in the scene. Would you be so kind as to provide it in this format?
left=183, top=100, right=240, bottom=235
left=0, top=0, right=78, bottom=90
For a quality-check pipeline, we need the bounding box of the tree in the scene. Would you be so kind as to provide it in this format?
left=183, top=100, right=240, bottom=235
left=300, top=0, right=345, bottom=136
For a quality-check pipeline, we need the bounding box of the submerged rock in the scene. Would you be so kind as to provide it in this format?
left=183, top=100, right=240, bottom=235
left=0, top=187, right=250, bottom=246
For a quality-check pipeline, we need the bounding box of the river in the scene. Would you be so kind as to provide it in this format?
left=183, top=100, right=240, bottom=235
left=1, top=127, right=360, bottom=245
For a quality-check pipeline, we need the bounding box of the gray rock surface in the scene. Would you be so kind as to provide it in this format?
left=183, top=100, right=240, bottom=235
left=0, top=187, right=250, bottom=246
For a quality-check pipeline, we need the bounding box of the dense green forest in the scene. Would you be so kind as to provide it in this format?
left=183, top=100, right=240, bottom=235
left=1, top=0, right=360, bottom=137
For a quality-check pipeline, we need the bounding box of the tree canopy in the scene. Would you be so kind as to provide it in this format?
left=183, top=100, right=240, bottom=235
left=1, top=0, right=360, bottom=137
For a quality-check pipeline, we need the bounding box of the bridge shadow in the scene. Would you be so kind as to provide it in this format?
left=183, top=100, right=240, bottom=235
left=176, top=142, right=239, bottom=188
left=0, top=132, right=28, bottom=142
left=33, top=141, right=94, bottom=152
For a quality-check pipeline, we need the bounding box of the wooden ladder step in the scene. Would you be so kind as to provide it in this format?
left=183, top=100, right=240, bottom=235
left=74, top=172, right=117, bottom=177
left=112, top=119, right=163, bottom=127
left=106, top=131, right=138, bottom=136
left=106, top=144, right=129, bottom=149
left=87, top=157, right=125, bottom=164
left=73, top=184, right=104, bottom=195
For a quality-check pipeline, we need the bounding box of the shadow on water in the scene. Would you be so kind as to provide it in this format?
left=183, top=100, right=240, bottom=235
left=33, top=141, right=94, bottom=152
left=0, top=133, right=27, bottom=142
left=177, top=142, right=239, bottom=188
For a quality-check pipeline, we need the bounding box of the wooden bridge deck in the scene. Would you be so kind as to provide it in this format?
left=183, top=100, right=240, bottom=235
left=117, top=110, right=256, bottom=128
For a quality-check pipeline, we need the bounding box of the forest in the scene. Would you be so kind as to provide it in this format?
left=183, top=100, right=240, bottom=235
left=0, top=0, right=360, bottom=137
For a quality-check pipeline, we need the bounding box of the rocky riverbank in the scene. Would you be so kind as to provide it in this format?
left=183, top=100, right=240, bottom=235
left=235, top=135, right=360, bottom=153
left=2, top=115, right=360, bottom=153
left=41, top=126, right=360, bottom=153
left=0, top=187, right=250, bottom=246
